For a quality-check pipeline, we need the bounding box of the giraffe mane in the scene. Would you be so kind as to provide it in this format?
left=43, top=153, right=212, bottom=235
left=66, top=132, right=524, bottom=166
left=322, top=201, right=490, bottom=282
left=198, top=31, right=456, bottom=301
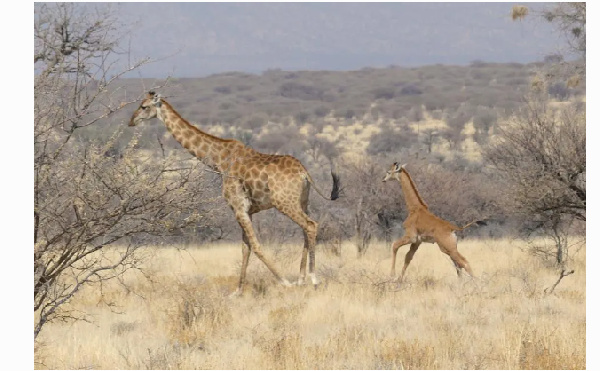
left=161, top=101, right=235, bottom=143
left=402, top=168, right=429, bottom=209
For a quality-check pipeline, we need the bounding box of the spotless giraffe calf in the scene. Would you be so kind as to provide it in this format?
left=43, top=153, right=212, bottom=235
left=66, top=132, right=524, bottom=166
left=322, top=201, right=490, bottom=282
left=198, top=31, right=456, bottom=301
left=383, top=162, right=483, bottom=281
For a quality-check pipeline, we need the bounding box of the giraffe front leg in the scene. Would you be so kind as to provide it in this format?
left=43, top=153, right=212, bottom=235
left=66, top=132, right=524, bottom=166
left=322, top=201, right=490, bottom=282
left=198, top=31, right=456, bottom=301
left=390, top=235, right=414, bottom=280
left=230, top=231, right=252, bottom=298
left=235, top=211, right=291, bottom=288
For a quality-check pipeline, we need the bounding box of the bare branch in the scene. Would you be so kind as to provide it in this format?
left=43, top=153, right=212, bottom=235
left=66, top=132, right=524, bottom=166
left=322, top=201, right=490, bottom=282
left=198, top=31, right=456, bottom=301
left=544, top=268, right=575, bottom=295
left=34, top=3, right=222, bottom=339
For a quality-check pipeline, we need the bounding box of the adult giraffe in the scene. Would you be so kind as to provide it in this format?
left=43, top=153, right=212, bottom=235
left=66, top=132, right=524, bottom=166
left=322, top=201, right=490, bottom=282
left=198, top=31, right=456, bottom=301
left=382, top=162, right=481, bottom=281
left=129, top=92, right=340, bottom=295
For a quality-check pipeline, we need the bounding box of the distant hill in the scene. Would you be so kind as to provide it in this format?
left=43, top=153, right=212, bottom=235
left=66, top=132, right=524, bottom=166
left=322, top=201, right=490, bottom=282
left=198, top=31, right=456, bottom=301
left=106, top=3, right=563, bottom=78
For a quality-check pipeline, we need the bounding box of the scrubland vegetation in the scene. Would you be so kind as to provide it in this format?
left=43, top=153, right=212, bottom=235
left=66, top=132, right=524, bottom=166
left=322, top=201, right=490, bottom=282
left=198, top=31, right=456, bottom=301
left=97, top=59, right=585, bottom=161
left=34, top=3, right=585, bottom=369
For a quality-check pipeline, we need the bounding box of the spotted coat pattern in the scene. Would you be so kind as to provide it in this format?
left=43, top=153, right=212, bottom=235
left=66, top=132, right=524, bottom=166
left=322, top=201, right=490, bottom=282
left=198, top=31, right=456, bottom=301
left=130, top=92, right=339, bottom=294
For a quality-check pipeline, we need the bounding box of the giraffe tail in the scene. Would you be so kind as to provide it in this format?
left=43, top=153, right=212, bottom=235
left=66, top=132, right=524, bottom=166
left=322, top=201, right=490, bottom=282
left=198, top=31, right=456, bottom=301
left=306, top=168, right=341, bottom=201
left=456, top=219, right=488, bottom=231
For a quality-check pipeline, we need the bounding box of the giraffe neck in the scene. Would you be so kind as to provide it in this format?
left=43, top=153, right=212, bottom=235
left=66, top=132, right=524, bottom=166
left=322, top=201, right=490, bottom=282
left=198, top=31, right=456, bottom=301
left=398, top=170, right=428, bottom=211
left=157, top=101, right=236, bottom=171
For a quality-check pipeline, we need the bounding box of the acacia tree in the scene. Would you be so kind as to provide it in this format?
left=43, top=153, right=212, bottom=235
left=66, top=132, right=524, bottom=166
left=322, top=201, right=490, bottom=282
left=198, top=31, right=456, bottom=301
left=513, top=3, right=585, bottom=82
left=543, top=3, right=585, bottom=71
left=496, top=2, right=586, bottom=266
left=484, top=97, right=585, bottom=264
left=34, top=3, right=220, bottom=338
left=339, top=157, right=404, bottom=256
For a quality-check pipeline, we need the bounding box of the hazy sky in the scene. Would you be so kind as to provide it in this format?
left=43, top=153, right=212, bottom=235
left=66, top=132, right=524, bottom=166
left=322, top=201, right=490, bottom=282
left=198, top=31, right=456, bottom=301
left=94, top=3, right=564, bottom=77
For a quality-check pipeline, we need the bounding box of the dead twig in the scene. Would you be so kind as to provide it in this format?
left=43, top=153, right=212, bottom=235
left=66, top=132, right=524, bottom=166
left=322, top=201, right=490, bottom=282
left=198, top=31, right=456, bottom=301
left=544, top=268, right=575, bottom=295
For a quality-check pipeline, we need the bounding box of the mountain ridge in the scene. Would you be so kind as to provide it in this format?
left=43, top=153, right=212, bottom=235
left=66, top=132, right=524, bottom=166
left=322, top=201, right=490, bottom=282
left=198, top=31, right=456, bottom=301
left=107, top=3, right=562, bottom=77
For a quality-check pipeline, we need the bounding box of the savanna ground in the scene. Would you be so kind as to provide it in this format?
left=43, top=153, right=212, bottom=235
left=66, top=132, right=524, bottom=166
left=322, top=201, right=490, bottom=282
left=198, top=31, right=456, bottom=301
left=34, top=238, right=585, bottom=370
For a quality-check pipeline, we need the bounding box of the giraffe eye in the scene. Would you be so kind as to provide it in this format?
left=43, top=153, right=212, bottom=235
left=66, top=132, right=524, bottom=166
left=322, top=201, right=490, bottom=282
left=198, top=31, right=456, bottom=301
left=141, top=105, right=148, bottom=110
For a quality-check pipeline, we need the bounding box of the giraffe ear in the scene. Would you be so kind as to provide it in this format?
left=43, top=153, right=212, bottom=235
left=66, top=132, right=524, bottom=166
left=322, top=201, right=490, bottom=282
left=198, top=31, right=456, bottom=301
left=394, top=162, right=401, bottom=172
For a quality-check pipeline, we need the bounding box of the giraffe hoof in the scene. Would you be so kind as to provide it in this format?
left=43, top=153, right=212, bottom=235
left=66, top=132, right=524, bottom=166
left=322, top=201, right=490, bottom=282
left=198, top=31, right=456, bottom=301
left=310, top=273, right=321, bottom=286
left=296, top=278, right=306, bottom=286
left=281, top=279, right=293, bottom=288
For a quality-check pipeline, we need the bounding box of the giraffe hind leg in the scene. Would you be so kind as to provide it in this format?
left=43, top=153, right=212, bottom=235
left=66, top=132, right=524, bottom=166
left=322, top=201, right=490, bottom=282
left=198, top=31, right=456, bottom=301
left=297, top=230, right=309, bottom=286
left=299, top=216, right=319, bottom=286
left=275, top=200, right=319, bottom=287
left=436, top=233, right=474, bottom=278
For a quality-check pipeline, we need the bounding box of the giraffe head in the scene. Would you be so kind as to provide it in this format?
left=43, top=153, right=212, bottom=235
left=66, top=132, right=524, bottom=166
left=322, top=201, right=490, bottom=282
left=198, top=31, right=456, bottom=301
left=129, top=91, right=163, bottom=126
left=382, top=162, right=407, bottom=182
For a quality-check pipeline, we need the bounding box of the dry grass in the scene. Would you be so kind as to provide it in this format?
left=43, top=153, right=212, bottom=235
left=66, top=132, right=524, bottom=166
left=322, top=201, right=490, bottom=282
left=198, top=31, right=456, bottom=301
left=34, top=238, right=586, bottom=369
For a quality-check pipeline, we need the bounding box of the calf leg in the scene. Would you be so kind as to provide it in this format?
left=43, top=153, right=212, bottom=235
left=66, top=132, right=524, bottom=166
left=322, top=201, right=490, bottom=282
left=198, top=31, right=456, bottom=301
left=437, top=234, right=474, bottom=278
left=400, top=241, right=422, bottom=281
left=390, top=235, right=416, bottom=279
left=450, top=251, right=474, bottom=277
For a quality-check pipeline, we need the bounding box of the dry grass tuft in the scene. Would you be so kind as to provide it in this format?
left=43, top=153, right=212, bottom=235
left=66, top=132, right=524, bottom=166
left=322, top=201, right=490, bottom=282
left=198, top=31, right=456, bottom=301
left=518, top=328, right=586, bottom=370
left=378, top=337, right=437, bottom=369
left=164, top=279, right=233, bottom=348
